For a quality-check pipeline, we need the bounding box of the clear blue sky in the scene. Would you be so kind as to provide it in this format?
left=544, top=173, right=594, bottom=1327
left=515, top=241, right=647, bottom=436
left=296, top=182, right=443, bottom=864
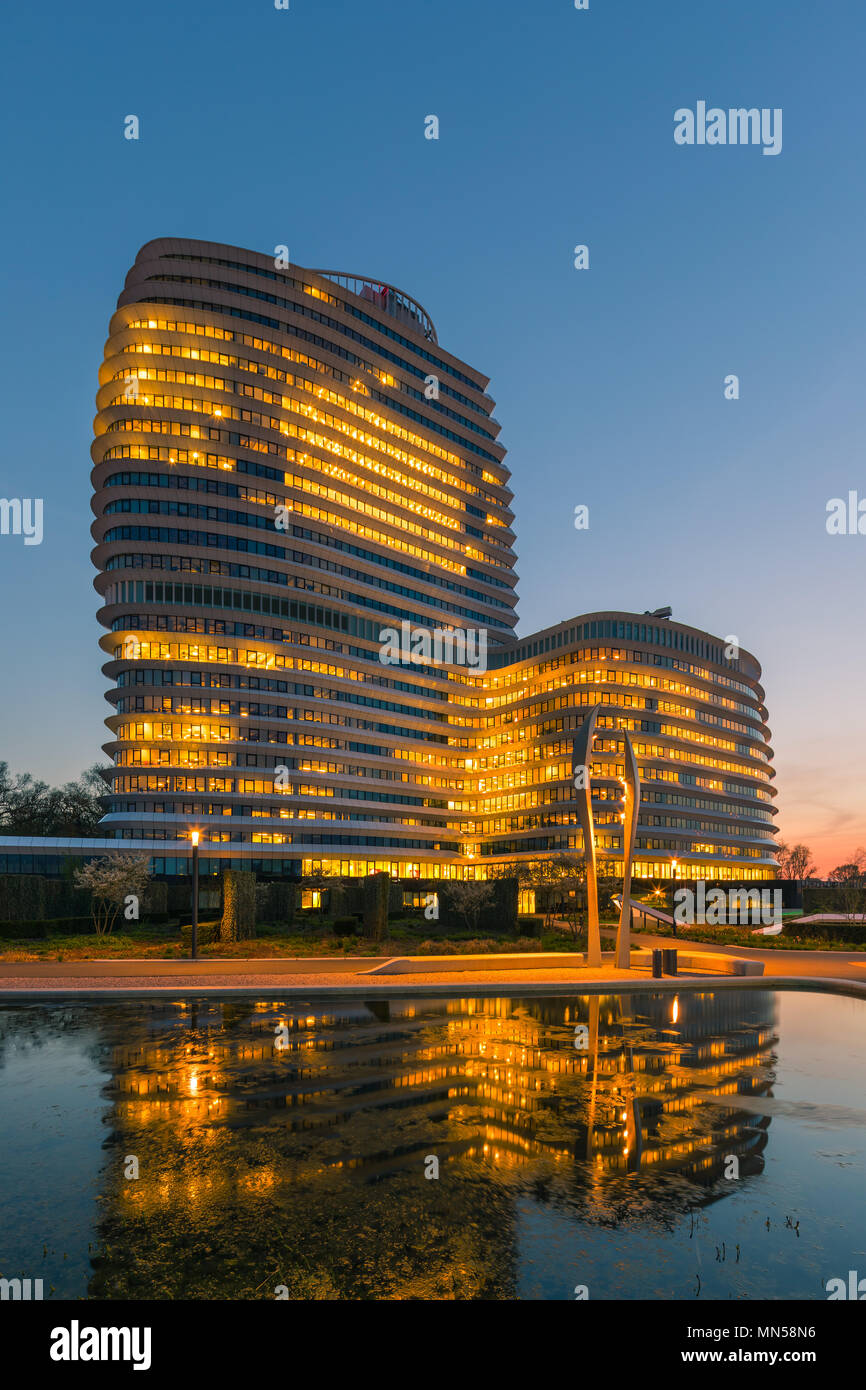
left=1, top=0, right=863, bottom=871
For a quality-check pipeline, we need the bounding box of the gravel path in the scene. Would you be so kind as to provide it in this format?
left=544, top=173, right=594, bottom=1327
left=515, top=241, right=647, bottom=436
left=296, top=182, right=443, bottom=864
left=0, top=964, right=640, bottom=991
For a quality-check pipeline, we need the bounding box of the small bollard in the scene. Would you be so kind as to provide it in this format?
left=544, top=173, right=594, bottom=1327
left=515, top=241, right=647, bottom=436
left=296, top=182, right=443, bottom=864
left=662, top=948, right=678, bottom=976
left=652, top=949, right=663, bottom=978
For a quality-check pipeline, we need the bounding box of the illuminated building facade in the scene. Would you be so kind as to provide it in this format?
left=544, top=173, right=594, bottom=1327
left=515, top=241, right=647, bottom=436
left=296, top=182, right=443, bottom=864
left=91, top=238, right=778, bottom=881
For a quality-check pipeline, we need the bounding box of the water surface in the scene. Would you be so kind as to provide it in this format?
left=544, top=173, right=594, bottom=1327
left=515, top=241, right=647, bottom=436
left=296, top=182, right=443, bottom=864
left=0, top=989, right=863, bottom=1300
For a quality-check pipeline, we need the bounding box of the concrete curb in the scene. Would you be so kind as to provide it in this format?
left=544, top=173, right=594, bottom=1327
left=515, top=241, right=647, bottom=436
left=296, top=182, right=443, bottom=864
left=0, top=955, right=388, bottom=978
left=0, top=976, right=864, bottom=1003
left=359, top=951, right=588, bottom=975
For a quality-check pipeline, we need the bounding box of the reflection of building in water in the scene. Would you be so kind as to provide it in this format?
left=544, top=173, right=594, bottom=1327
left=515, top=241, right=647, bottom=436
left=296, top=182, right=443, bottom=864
left=84, top=991, right=776, bottom=1298
left=409, top=991, right=775, bottom=1185
left=98, top=992, right=775, bottom=1180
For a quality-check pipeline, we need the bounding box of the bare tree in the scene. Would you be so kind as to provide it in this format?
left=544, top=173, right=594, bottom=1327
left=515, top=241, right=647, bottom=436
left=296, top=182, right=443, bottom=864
left=828, top=849, right=866, bottom=922
left=512, top=859, right=562, bottom=928
left=74, top=853, right=151, bottom=935
left=511, top=855, right=588, bottom=933
left=828, top=850, right=866, bottom=882
left=549, top=853, right=586, bottom=939
left=448, top=881, right=494, bottom=933
left=786, top=844, right=815, bottom=881
left=298, top=871, right=332, bottom=923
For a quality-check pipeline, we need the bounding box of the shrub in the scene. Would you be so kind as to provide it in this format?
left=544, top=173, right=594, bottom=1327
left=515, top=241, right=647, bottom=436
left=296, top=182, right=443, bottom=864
left=785, top=918, right=866, bottom=945
left=518, top=915, right=545, bottom=937
left=411, top=936, right=545, bottom=956
left=333, top=915, right=360, bottom=932
left=539, top=931, right=584, bottom=952
left=0, top=916, right=101, bottom=939
left=180, top=920, right=220, bottom=948
left=0, top=918, right=49, bottom=939
left=632, top=918, right=866, bottom=951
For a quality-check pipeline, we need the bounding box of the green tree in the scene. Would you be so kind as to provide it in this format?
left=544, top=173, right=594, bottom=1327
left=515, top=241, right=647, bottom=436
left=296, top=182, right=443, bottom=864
left=0, top=761, right=109, bottom=836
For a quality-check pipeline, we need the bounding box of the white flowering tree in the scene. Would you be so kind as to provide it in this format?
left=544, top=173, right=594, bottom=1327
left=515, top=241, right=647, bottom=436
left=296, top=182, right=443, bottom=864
left=74, top=853, right=151, bottom=935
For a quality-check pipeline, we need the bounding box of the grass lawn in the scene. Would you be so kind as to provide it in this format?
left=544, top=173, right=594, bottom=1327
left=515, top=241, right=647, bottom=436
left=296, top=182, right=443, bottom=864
left=0, top=917, right=596, bottom=963
left=9, top=915, right=857, bottom=963
left=630, top=921, right=866, bottom=952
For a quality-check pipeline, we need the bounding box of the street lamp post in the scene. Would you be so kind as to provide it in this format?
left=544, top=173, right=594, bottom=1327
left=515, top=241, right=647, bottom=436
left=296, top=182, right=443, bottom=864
left=190, top=830, right=200, bottom=960
left=671, top=858, right=678, bottom=938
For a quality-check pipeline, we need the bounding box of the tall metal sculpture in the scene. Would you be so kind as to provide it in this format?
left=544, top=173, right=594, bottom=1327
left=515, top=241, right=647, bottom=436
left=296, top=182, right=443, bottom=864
left=615, top=725, right=641, bottom=968
left=572, top=706, right=602, bottom=966
left=572, top=705, right=642, bottom=970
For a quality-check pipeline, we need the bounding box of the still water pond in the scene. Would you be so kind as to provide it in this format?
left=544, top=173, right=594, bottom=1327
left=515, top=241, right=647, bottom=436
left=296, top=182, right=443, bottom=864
left=1, top=989, right=864, bottom=1300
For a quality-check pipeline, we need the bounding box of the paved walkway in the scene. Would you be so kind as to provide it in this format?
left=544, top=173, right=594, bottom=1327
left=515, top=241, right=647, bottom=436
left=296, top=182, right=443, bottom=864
left=1, top=941, right=865, bottom=998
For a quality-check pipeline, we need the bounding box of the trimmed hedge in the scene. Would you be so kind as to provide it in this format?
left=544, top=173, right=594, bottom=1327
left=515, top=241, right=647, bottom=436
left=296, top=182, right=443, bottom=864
left=803, top=887, right=866, bottom=916
left=44, top=879, right=91, bottom=917
left=0, top=916, right=93, bottom=939
left=0, top=875, right=46, bottom=922
left=180, top=920, right=220, bottom=948
left=326, top=881, right=349, bottom=919
left=167, top=882, right=218, bottom=913
left=221, top=870, right=256, bottom=941
left=259, top=880, right=296, bottom=926
left=0, top=919, right=48, bottom=939
left=785, top=917, right=866, bottom=945
left=143, top=882, right=169, bottom=916
left=363, top=873, right=390, bottom=941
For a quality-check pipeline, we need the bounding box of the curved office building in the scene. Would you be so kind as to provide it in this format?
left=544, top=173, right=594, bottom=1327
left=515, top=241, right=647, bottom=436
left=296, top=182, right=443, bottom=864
left=91, top=238, right=778, bottom=881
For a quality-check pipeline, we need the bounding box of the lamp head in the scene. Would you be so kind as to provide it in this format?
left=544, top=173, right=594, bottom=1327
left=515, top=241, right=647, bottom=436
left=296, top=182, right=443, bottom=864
left=191, top=830, right=200, bottom=847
